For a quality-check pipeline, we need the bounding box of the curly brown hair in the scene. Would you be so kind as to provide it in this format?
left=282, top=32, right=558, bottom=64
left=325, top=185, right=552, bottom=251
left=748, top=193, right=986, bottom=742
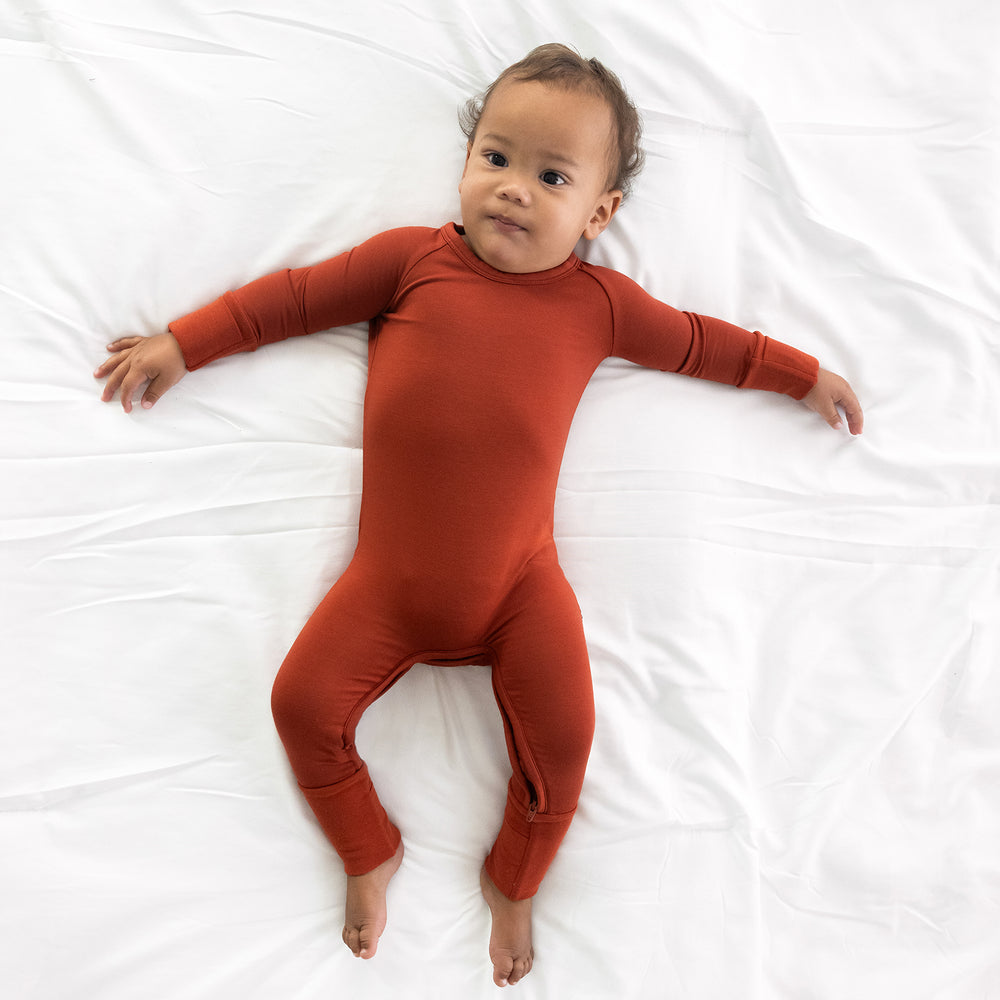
left=459, top=43, right=645, bottom=201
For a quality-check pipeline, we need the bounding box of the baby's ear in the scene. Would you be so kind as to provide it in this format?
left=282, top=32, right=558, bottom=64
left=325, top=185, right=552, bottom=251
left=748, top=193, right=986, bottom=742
left=582, top=190, right=623, bottom=241
left=459, top=144, right=472, bottom=186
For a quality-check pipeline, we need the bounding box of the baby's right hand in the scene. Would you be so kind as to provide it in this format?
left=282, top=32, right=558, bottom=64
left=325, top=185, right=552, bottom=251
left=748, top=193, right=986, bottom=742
left=94, top=332, right=187, bottom=413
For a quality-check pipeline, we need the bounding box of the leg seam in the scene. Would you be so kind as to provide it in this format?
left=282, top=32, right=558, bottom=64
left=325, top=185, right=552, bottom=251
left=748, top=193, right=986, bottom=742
left=489, top=658, right=548, bottom=816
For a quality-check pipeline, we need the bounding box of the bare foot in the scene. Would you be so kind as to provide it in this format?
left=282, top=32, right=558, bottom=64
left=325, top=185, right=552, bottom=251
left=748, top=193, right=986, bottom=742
left=342, top=841, right=404, bottom=959
left=480, top=867, right=534, bottom=987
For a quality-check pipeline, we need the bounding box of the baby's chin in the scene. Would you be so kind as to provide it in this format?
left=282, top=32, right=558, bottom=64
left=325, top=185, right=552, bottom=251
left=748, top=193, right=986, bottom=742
left=461, top=226, right=573, bottom=275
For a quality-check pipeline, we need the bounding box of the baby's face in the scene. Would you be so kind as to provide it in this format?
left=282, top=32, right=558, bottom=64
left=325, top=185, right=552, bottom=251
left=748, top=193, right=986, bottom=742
left=459, top=80, right=622, bottom=273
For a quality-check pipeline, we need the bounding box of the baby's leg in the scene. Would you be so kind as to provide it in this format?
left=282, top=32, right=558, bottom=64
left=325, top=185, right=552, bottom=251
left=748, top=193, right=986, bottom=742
left=270, top=569, right=413, bottom=957
left=483, top=556, right=596, bottom=984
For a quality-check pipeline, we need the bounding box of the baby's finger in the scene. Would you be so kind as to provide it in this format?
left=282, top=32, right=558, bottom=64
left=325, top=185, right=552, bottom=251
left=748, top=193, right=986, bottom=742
left=841, top=396, right=864, bottom=435
left=99, top=356, right=131, bottom=402
left=105, top=336, right=144, bottom=353
left=94, top=350, right=129, bottom=380
left=118, top=366, right=151, bottom=414
left=816, top=395, right=843, bottom=430
left=140, top=374, right=169, bottom=410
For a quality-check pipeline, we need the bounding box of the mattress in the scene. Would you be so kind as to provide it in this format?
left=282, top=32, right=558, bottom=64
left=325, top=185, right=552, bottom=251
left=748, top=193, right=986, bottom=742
left=3, top=1, right=998, bottom=997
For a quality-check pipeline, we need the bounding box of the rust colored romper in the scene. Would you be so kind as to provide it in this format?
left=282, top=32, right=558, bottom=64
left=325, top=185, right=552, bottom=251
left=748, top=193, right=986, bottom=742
left=170, top=224, right=818, bottom=899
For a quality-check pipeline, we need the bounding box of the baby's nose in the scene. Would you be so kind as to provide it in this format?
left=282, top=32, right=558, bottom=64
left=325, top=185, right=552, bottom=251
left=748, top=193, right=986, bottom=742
left=498, top=176, right=530, bottom=204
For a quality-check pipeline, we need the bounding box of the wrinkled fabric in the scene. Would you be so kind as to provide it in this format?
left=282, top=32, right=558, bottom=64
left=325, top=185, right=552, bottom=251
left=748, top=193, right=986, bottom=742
left=2, top=2, right=998, bottom=998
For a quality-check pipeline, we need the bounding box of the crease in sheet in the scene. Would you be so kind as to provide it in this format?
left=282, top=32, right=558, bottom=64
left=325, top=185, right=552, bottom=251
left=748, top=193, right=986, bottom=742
left=0, top=757, right=220, bottom=812
left=773, top=626, right=981, bottom=882
left=41, top=587, right=186, bottom=618
left=856, top=261, right=1000, bottom=327
left=19, top=10, right=265, bottom=61
left=213, top=10, right=477, bottom=90
left=8, top=497, right=356, bottom=548
left=0, top=282, right=93, bottom=337
left=759, top=870, right=890, bottom=929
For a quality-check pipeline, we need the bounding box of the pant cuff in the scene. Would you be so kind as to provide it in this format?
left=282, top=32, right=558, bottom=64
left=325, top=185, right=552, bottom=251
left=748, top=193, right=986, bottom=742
left=484, top=794, right=577, bottom=900
left=298, top=763, right=400, bottom=876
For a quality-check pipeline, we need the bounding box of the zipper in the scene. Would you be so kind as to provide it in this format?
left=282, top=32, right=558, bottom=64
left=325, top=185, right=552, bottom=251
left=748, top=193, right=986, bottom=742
left=493, top=677, right=545, bottom=823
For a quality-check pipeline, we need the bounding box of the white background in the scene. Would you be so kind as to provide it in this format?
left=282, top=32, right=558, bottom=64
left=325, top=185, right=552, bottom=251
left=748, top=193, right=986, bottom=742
left=3, top=1, right=998, bottom=997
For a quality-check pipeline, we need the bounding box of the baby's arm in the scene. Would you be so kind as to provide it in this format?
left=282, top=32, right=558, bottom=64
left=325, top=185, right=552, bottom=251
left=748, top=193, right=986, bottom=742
left=94, top=332, right=187, bottom=413
left=802, top=368, right=864, bottom=435
left=92, top=228, right=430, bottom=414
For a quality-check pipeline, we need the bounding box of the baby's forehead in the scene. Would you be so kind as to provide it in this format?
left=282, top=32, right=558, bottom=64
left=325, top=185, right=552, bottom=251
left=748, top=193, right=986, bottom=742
left=481, top=79, right=617, bottom=171
left=488, top=77, right=611, bottom=120
left=483, top=80, right=613, bottom=143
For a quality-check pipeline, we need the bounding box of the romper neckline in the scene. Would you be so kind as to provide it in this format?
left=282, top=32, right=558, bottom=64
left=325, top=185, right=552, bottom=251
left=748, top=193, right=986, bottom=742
left=443, top=222, right=582, bottom=285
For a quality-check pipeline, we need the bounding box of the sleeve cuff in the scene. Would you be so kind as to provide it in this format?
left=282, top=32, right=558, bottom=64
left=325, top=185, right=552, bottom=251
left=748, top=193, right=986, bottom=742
left=168, top=294, right=252, bottom=372
left=739, top=334, right=819, bottom=399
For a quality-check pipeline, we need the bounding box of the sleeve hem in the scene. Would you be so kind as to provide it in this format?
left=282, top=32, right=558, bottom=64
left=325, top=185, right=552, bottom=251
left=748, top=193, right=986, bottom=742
left=168, top=294, right=257, bottom=371
left=738, top=335, right=819, bottom=399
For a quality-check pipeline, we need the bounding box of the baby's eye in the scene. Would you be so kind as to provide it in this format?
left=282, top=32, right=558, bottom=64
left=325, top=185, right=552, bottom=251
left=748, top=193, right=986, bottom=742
left=541, top=171, right=566, bottom=186
left=486, top=152, right=508, bottom=167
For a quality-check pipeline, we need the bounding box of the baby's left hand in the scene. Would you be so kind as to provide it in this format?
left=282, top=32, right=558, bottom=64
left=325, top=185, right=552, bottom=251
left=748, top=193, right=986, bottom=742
left=802, top=368, right=864, bottom=435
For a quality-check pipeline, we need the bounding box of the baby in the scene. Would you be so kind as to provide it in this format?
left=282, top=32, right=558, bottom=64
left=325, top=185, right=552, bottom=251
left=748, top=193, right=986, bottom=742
left=95, top=44, right=863, bottom=988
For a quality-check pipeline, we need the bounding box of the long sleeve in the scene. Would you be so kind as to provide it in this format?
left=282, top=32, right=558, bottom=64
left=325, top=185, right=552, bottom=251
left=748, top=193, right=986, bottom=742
left=592, top=265, right=819, bottom=399
left=168, top=227, right=436, bottom=371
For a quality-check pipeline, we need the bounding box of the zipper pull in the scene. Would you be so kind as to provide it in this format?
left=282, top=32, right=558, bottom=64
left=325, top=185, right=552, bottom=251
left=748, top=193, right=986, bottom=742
left=526, top=800, right=538, bottom=823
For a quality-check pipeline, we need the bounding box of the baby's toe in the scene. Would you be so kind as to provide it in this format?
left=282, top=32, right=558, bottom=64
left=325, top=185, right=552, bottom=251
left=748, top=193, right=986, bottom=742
left=492, top=952, right=515, bottom=987
left=342, top=924, right=360, bottom=957
left=357, top=924, right=378, bottom=959
left=343, top=922, right=379, bottom=959
left=507, top=951, right=533, bottom=985
left=343, top=920, right=380, bottom=959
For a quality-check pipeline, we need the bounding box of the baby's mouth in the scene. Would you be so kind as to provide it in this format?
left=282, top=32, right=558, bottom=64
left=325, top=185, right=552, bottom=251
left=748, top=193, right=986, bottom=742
left=491, top=215, right=525, bottom=233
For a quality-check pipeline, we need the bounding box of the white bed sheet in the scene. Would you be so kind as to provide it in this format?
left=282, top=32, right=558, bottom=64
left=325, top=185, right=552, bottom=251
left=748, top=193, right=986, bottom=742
left=3, top=1, right=999, bottom=997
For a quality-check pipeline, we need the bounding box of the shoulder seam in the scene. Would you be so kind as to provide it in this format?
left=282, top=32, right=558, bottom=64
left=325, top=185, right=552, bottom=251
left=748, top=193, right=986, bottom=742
left=578, top=263, right=618, bottom=358
left=384, top=227, right=450, bottom=305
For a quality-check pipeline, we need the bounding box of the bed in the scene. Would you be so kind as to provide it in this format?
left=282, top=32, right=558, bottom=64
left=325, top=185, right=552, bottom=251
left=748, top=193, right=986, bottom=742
left=4, top=1, right=998, bottom=997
